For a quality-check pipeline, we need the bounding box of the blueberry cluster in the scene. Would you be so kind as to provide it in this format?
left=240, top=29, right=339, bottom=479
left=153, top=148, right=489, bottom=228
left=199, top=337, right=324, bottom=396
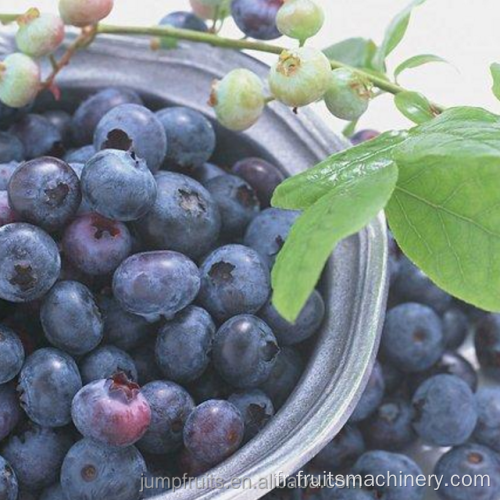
left=273, top=173, right=500, bottom=499
left=0, top=88, right=327, bottom=500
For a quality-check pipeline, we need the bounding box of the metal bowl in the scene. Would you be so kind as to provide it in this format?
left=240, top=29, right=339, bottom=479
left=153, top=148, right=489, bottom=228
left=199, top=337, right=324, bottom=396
left=0, top=35, right=389, bottom=500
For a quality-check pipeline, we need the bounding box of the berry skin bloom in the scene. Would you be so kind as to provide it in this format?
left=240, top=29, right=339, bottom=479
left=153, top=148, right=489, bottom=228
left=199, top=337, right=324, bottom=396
left=276, top=0, right=325, bottom=43
left=324, top=68, right=372, bottom=121
left=0, top=53, right=40, bottom=109
left=269, top=47, right=331, bottom=107
left=58, top=0, right=114, bottom=27
left=15, top=9, right=65, bottom=58
left=210, top=69, right=265, bottom=131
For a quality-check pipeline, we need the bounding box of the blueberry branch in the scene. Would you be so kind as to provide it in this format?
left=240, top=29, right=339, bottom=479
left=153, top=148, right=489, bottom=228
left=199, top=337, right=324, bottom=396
left=95, top=24, right=445, bottom=112
left=0, top=13, right=444, bottom=113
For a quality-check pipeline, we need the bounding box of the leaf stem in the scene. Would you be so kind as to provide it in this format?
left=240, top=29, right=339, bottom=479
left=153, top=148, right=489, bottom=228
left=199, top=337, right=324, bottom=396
left=0, top=14, right=18, bottom=24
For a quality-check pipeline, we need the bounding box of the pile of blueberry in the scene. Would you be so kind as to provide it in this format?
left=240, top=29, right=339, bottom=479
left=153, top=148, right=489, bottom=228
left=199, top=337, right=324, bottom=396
left=0, top=88, right=327, bottom=500
left=283, top=151, right=500, bottom=500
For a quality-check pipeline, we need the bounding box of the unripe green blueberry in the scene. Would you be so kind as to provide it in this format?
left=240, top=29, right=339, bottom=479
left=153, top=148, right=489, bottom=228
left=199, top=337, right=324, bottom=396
left=16, top=9, right=65, bottom=58
left=276, top=0, right=324, bottom=43
left=190, top=0, right=230, bottom=20
left=209, top=69, right=265, bottom=131
left=324, top=68, right=372, bottom=121
left=269, top=47, right=331, bottom=107
left=58, top=0, right=114, bottom=27
left=0, top=53, right=40, bottom=108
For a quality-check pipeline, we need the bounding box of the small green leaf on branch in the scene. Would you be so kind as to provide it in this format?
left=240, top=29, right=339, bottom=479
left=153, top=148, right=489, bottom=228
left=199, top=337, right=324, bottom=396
left=394, top=91, right=438, bottom=124
left=323, top=37, right=377, bottom=69
left=490, top=63, right=500, bottom=101
left=395, top=54, right=448, bottom=80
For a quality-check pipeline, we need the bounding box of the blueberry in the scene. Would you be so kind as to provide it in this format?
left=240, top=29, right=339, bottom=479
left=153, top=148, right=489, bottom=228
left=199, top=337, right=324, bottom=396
left=43, top=110, right=72, bottom=146
left=191, top=162, right=227, bottom=186
left=7, top=157, right=81, bottom=231
left=259, top=289, right=325, bottom=346
left=39, top=483, right=66, bottom=500
left=80, top=345, right=137, bottom=384
left=0, top=325, right=24, bottom=384
left=409, top=351, right=478, bottom=394
left=231, top=0, right=282, bottom=40
left=18, top=347, right=82, bottom=427
left=138, top=380, right=195, bottom=455
left=156, top=107, right=215, bottom=171
left=214, top=314, right=279, bottom=388
left=353, top=451, right=424, bottom=500
left=183, top=399, right=244, bottom=465
left=100, top=294, right=156, bottom=352
left=0, top=191, right=18, bottom=228
left=0, top=383, right=21, bottom=441
left=205, top=175, right=260, bottom=238
left=473, top=387, right=500, bottom=453
left=0, top=162, right=19, bottom=190
left=72, top=373, right=151, bottom=447
left=40, top=280, right=102, bottom=356
left=9, top=114, right=63, bottom=160
left=131, top=340, right=163, bottom=386
left=158, top=11, right=207, bottom=48
left=442, top=306, right=470, bottom=350
left=199, top=244, right=270, bottom=321
left=387, top=230, right=402, bottom=286
left=81, top=149, right=157, bottom=221
left=228, top=389, right=274, bottom=442
left=94, top=103, right=167, bottom=173
left=61, top=438, right=146, bottom=500
left=260, top=346, right=303, bottom=409
left=350, top=361, right=385, bottom=423
left=156, top=305, right=215, bottom=383
left=0, top=132, right=24, bottom=163
left=361, top=398, right=416, bottom=451
left=0, top=223, right=61, bottom=302
left=434, top=444, right=500, bottom=500
left=232, top=158, right=285, bottom=208
left=62, top=213, right=133, bottom=276
left=187, top=365, right=233, bottom=404
left=311, top=424, right=365, bottom=472
left=134, top=172, right=221, bottom=259
left=1, top=423, right=73, bottom=491
left=350, top=129, right=380, bottom=145
left=72, top=87, right=143, bottom=146
left=474, top=314, right=500, bottom=380
left=391, top=257, right=452, bottom=314
left=64, top=144, right=96, bottom=164
left=381, top=303, right=445, bottom=373
left=113, top=251, right=200, bottom=320
left=0, top=100, right=31, bottom=129
left=412, top=374, right=478, bottom=446
left=0, top=456, right=17, bottom=500
left=244, top=208, right=300, bottom=268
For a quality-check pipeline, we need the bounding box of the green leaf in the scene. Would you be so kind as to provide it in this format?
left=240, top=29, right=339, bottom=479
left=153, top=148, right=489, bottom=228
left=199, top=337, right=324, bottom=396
left=387, top=106, right=500, bottom=312
left=272, top=131, right=407, bottom=209
left=323, top=38, right=377, bottom=69
left=272, top=163, right=398, bottom=322
left=490, top=63, right=500, bottom=101
left=394, top=91, right=438, bottom=124
left=373, top=0, right=427, bottom=70
left=395, top=54, right=448, bottom=80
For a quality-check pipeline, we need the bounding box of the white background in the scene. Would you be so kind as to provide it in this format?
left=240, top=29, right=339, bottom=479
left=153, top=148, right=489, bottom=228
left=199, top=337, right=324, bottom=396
left=1, top=0, right=499, bottom=135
